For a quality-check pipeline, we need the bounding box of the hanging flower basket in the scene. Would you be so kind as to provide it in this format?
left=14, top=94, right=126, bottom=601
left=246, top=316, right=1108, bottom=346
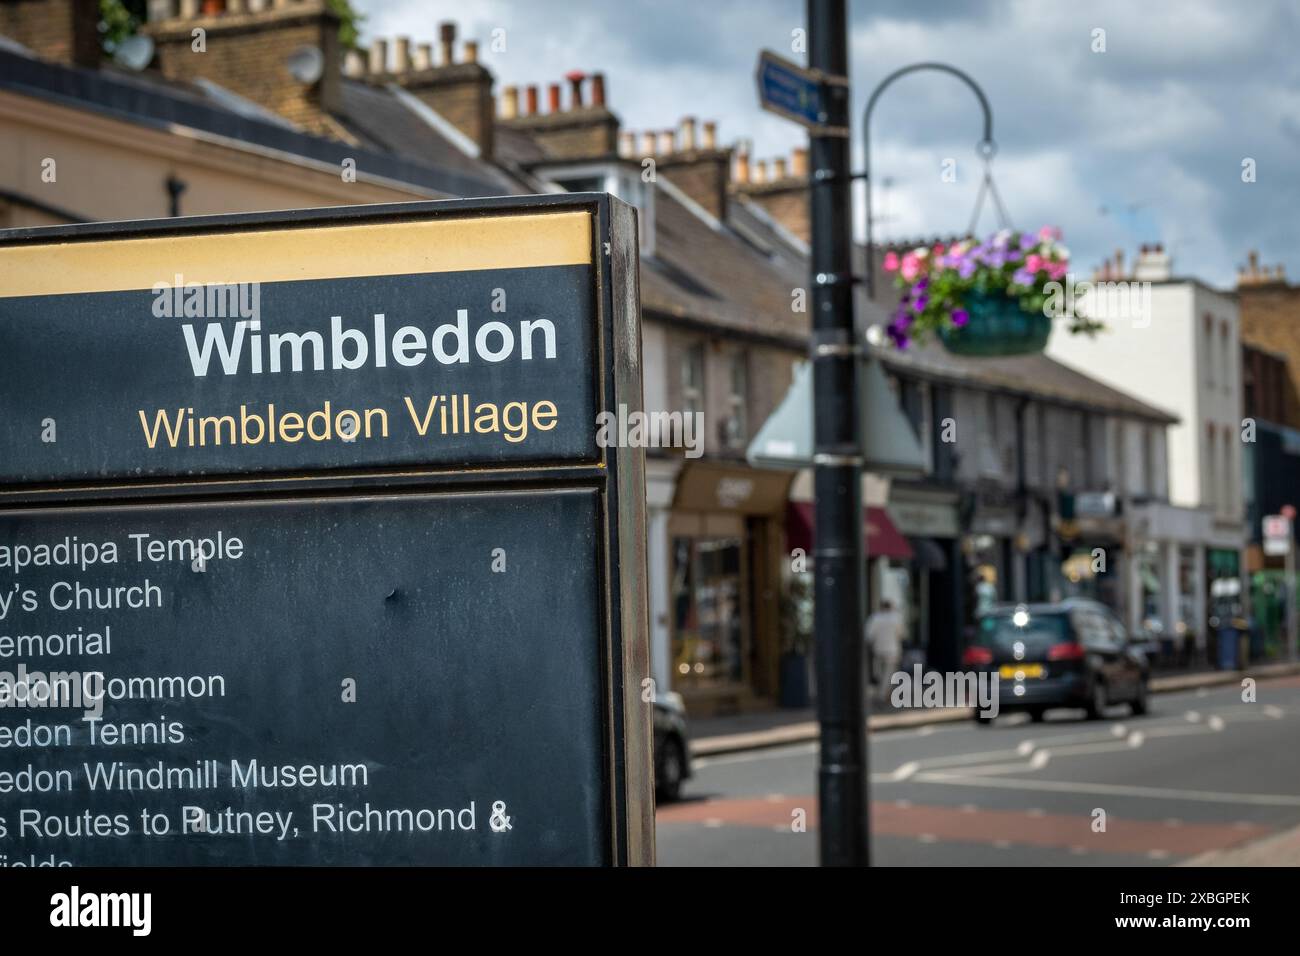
left=881, top=226, right=1102, bottom=356
left=937, top=292, right=1052, bottom=356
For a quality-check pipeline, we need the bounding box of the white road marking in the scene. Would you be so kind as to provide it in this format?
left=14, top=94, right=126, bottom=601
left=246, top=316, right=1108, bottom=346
left=1264, top=705, right=1284, bottom=719
left=914, top=771, right=1300, bottom=807
left=1148, top=849, right=1171, bottom=860
left=703, top=818, right=725, bottom=828
left=1208, top=714, right=1226, bottom=731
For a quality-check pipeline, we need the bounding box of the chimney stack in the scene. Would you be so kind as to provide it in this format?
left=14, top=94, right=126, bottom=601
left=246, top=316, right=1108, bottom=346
left=618, top=131, right=636, bottom=158
left=591, top=72, right=606, bottom=107
left=547, top=83, right=562, bottom=113
left=642, top=131, right=657, bottom=156
left=141, top=0, right=345, bottom=135
left=753, top=160, right=767, bottom=184
left=773, top=157, right=787, bottom=181
left=394, top=37, right=411, bottom=74
left=658, top=129, right=675, bottom=154
left=525, top=85, right=539, bottom=115
left=344, top=49, right=365, bottom=78
left=395, top=21, right=496, bottom=156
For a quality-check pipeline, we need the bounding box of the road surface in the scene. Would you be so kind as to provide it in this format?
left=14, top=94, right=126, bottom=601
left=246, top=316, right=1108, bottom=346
left=656, top=675, right=1300, bottom=866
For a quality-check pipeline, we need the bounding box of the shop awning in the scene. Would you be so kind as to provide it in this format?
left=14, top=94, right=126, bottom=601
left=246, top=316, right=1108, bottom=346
left=786, top=502, right=914, bottom=560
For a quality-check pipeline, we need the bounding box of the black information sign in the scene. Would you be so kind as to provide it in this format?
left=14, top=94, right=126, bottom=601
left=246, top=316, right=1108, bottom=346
left=0, top=196, right=652, bottom=866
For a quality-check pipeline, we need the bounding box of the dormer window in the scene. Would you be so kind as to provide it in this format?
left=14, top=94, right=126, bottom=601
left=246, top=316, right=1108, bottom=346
left=542, top=162, right=655, bottom=257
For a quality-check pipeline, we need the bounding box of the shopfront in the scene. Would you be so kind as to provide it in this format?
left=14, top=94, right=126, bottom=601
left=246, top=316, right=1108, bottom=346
left=667, top=461, right=793, bottom=714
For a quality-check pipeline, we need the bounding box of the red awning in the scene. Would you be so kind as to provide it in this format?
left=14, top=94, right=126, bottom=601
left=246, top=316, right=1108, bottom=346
left=785, top=502, right=914, bottom=561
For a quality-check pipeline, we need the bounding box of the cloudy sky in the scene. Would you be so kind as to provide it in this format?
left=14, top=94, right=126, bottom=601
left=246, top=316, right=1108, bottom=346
left=355, top=0, right=1298, bottom=287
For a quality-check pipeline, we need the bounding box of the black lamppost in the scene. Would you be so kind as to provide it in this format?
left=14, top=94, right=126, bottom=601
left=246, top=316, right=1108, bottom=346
left=861, top=63, right=997, bottom=300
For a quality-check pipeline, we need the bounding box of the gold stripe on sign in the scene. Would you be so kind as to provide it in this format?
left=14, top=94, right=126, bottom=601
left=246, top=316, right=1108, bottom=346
left=0, top=211, right=593, bottom=298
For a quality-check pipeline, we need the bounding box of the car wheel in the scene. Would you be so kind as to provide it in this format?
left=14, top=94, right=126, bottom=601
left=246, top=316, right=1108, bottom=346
left=656, top=736, right=685, bottom=803
left=1028, top=707, right=1046, bottom=723
left=1085, top=680, right=1108, bottom=720
left=1130, top=677, right=1149, bottom=716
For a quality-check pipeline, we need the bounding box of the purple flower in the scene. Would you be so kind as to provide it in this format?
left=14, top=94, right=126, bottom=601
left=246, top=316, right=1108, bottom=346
left=915, top=277, right=929, bottom=292
left=958, top=259, right=977, bottom=279
left=985, top=250, right=1007, bottom=268
left=1011, top=268, right=1035, bottom=286
left=1019, top=233, right=1036, bottom=251
left=951, top=308, right=970, bottom=327
left=913, top=295, right=929, bottom=312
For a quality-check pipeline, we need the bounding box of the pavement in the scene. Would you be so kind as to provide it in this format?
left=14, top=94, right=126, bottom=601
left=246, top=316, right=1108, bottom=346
left=658, top=668, right=1300, bottom=866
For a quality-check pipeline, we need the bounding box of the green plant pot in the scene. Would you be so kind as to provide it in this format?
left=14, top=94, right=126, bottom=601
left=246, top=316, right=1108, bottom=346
left=938, top=292, right=1052, bottom=357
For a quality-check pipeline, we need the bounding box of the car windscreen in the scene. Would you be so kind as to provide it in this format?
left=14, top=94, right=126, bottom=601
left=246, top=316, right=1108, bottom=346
left=976, top=611, right=1071, bottom=654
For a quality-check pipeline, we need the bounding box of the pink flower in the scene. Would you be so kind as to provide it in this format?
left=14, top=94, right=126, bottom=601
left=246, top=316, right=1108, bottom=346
left=1038, top=225, right=1062, bottom=242
left=1047, top=261, right=1068, bottom=280
left=883, top=251, right=900, bottom=272
left=933, top=244, right=945, bottom=257
left=900, top=252, right=922, bottom=281
left=1025, top=254, right=1044, bottom=273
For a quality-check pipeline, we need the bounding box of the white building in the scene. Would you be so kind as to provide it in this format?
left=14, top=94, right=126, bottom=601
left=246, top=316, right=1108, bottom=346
left=1046, top=245, right=1246, bottom=657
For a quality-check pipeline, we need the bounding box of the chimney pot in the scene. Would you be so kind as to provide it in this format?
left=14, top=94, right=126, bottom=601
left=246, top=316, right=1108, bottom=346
left=180, top=0, right=200, bottom=17
left=734, top=149, right=750, bottom=184
left=343, top=49, right=365, bottom=77
left=591, top=72, right=606, bottom=107
left=147, top=0, right=174, bottom=21
left=272, top=0, right=290, bottom=8
left=439, top=22, right=456, bottom=66
left=618, top=131, right=635, bottom=158
left=658, top=130, right=675, bottom=154
left=565, top=70, right=585, bottom=109
left=464, top=40, right=478, bottom=64
left=525, top=85, right=539, bottom=115
left=394, top=37, right=411, bottom=73
left=227, top=0, right=245, bottom=12
left=773, top=157, right=787, bottom=180
left=246, top=0, right=266, bottom=10
left=754, top=160, right=767, bottom=184
left=1248, top=249, right=1259, bottom=273
left=641, top=131, right=657, bottom=156
left=702, top=121, right=717, bottom=150
left=413, top=43, right=432, bottom=71
left=547, top=83, right=562, bottom=113
left=501, top=85, right=519, bottom=120
left=791, top=147, right=808, bottom=177
left=368, top=38, right=387, bottom=75
left=679, top=116, right=697, bottom=151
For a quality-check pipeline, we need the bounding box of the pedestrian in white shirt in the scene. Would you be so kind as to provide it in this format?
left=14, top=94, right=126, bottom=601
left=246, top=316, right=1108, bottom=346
left=866, top=600, right=905, bottom=702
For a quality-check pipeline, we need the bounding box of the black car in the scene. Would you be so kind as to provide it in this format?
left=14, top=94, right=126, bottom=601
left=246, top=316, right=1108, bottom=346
left=653, top=693, right=692, bottom=801
left=962, top=599, right=1150, bottom=725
